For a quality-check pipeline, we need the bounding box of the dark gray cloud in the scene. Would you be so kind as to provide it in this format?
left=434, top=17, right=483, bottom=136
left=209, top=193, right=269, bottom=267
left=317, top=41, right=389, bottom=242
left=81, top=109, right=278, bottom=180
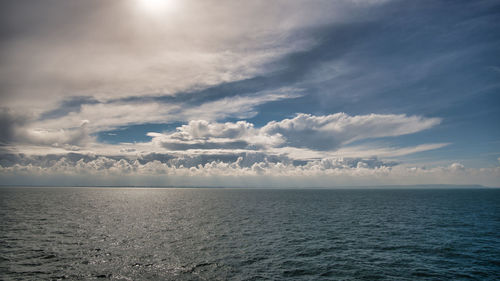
left=40, top=96, right=100, bottom=120
left=0, top=108, right=30, bottom=145
left=0, top=108, right=92, bottom=148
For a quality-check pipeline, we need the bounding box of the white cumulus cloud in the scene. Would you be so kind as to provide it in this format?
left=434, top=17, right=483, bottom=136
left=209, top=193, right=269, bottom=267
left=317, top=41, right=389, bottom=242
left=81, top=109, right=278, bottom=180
left=148, top=113, right=441, bottom=152
left=261, top=113, right=441, bottom=150
left=1, top=154, right=498, bottom=187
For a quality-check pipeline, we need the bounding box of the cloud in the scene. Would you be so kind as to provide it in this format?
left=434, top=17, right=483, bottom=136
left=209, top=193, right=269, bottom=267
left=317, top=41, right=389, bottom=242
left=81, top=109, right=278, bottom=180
left=1, top=0, right=386, bottom=110
left=177, top=89, right=303, bottom=121
left=333, top=143, right=451, bottom=158
left=149, top=120, right=268, bottom=151
left=159, top=139, right=252, bottom=151
left=261, top=113, right=441, bottom=150
left=0, top=89, right=301, bottom=152
left=174, top=120, right=255, bottom=139
left=0, top=108, right=93, bottom=148
left=0, top=108, right=31, bottom=145
left=3, top=108, right=443, bottom=167
left=148, top=112, right=440, bottom=153
left=1, top=0, right=495, bottom=187
left=1, top=153, right=498, bottom=187
left=29, top=88, right=302, bottom=135
left=0, top=151, right=388, bottom=171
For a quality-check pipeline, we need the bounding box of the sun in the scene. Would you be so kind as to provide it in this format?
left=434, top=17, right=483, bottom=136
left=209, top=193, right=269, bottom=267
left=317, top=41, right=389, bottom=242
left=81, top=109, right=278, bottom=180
left=136, top=0, right=177, bottom=14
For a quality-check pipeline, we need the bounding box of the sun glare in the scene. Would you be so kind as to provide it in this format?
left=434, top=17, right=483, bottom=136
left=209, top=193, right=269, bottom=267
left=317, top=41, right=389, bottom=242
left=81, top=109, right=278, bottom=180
left=136, top=0, right=177, bottom=14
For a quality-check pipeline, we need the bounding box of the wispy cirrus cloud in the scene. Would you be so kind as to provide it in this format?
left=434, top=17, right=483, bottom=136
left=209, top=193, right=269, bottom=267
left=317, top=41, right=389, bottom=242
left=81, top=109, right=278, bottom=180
left=0, top=0, right=386, bottom=110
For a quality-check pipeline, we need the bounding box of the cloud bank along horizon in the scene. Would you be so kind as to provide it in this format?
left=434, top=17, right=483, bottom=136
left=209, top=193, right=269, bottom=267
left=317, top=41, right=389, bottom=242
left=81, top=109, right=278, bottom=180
left=0, top=0, right=499, bottom=186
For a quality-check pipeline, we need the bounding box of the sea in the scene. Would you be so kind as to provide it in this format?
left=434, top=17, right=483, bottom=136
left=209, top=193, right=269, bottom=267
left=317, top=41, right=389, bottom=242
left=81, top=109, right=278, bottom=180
left=0, top=187, right=499, bottom=280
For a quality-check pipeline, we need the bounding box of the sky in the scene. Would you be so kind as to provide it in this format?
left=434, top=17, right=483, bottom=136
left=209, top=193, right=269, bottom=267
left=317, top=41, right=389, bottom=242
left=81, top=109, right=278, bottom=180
left=0, top=0, right=499, bottom=187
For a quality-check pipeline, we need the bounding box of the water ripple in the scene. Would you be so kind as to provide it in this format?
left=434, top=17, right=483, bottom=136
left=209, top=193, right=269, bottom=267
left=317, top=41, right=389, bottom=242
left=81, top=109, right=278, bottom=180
left=0, top=187, right=499, bottom=280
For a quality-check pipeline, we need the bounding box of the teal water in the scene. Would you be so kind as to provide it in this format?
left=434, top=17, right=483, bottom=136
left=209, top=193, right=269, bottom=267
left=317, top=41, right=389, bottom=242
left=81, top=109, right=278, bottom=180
left=1, top=187, right=499, bottom=280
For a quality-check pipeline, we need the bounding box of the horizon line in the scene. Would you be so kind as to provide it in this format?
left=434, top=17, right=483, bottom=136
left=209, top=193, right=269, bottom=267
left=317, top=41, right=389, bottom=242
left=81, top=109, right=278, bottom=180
left=0, top=184, right=497, bottom=189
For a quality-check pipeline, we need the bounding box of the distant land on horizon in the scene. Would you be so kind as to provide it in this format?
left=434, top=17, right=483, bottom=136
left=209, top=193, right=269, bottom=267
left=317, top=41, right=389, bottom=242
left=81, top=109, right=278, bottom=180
left=0, top=184, right=495, bottom=189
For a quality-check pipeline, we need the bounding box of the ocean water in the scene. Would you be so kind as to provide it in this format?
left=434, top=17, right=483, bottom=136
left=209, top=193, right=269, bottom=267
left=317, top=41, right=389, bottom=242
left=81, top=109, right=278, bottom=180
left=0, top=187, right=499, bottom=280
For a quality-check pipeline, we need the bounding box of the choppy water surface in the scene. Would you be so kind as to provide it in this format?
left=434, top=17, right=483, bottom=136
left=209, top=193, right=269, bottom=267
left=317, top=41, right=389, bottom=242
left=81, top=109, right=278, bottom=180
left=1, top=187, right=499, bottom=280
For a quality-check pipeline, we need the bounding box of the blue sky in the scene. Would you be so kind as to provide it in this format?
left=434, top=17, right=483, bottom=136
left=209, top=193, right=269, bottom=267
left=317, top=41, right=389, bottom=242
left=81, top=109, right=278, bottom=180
left=0, top=0, right=499, bottom=186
